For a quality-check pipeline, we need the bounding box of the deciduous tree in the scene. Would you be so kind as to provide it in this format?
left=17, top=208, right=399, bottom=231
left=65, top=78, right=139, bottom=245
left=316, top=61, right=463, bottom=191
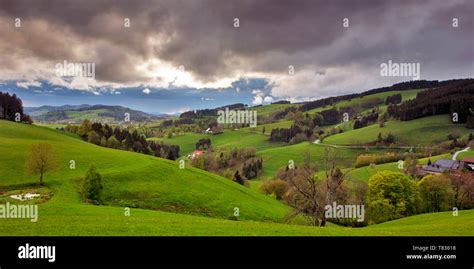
left=25, top=143, right=58, bottom=185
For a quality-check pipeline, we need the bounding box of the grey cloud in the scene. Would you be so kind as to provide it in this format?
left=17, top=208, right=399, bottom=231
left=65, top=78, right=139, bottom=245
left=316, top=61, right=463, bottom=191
left=0, top=0, right=472, bottom=91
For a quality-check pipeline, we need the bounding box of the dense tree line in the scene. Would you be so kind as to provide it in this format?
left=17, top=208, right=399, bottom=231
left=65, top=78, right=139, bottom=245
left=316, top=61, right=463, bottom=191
left=353, top=110, right=379, bottom=129
left=360, top=98, right=383, bottom=109
left=175, top=118, right=194, bottom=125
left=66, top=120, right=180, bottom=160
left=271, top=100, right=291, bottom=104
left=467, top=113, right=474, bottom=129
left=317, top=108, right=341, bottom=125
left=387, top=79, right=474, bottom=125
left=149, top=140, right=180, bottom=160
left=160, top=119, right=173, bottom=127
left=180, top=103, right=246, bottom=118
left=269, top=125, right=302, bottom=142
left=385, top=93, right=402, bottom=105
left=271, top=106, right=352, bottom=143
left=300, top=93, right=359, bottom=112
left=196, top=138, right=211, bottom=150
left=242, top=158, right=263, bottom=179
left=190, top=147, right=263, bottom=183
left=160, top=118, right=196, bottom=127
left=0, top=92, right=32, bottom=123
left=272, top=106, right=298, bottom=120
left=376, top=132, right=395, bottom=144
left=299, top=79, right=449, bottom=112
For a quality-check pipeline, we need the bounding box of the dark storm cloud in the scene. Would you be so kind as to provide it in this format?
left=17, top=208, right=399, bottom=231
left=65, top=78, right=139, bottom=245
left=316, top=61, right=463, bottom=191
left=0, top=0, right=472, bottom=90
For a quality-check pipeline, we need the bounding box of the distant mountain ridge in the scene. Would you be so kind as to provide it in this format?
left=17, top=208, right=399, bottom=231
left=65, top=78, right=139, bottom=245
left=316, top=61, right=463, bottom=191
left=25, top=104, right=164, bottom=123
left=24, top=104, right=91, bottom=116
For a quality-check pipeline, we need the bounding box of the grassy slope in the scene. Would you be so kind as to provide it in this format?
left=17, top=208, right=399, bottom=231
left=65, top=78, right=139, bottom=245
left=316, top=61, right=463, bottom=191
left=1, top=202, right=472, bottom=236
left=243, top=120, right=293, bottom=135
left=457, top=150, right=474, bottom=160
left=324, top=115, right=470, bottom=146
left=150, top=130, right=283, bottom=155
left=347, top=153, right=452, bottom=182
left=0, top=120, right=290, bottom=222
left=257, top=143, right=394, bottom=178
left=65, top=108, right=114, bottom=122
left=1, top=121, right=473, bottom=235
left=306, top=89, right=422, bottom=114
left=253, top=103, right=296, bottom=117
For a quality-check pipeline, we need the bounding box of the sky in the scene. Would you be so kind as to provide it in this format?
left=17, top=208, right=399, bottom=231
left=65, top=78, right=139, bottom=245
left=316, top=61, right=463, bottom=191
left=0, top=0, right=472, bottom=114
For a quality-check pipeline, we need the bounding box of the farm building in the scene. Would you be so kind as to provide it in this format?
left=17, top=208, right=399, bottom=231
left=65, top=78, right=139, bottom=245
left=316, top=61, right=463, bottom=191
left=420, top=159, right=463, bottom=175
left=190, top=150, right=204, bottom=159
left=463, top=157, right=474, bottom=171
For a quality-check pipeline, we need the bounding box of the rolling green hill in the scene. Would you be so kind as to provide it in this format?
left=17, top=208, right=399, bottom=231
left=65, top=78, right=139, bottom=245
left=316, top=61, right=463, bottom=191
left=0, top=120, right=291, bottom=222
left=0, top=198, right=472, bottom=236
left=30, top=105, right=161, bottom=123
left=306, top=89, right=422, bottom=115
left=252, top=103, right=297, bottom=117
left=243, top=120, right=294, bottom=135
left=149, top=130, right=284, bottom=155
left=257, top=143, right=395, bottom=178
left=457, top=150, right=474, bottom=160
left=324, top=115, right=470, bottom=146
left=347, top=153, right=453, bottom=182
left=1, top=120, right=473, bottom=236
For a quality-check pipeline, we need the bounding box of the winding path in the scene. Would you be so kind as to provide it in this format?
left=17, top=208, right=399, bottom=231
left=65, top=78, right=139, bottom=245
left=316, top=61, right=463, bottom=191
left=452, top=147, right=470, bottom=161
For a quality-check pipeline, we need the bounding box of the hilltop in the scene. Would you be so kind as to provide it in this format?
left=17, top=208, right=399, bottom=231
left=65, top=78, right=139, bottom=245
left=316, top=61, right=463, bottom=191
left=25, top=104, right=164, bottom=123
left=0, top=120, right=291, bottom=222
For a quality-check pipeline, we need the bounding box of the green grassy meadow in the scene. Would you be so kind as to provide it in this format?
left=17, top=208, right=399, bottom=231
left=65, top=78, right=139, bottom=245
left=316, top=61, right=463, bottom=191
left=2, top=119, right=473, bottom=236
left=243, top=120, right=293, bottom=135
left=253, top=103, right=296, bottom=117
left=324, top=115, right=469, bottom=146
left=0, top=120, right=291, bottom=223
left=306, top=89, right=422, bottom=115
left=257, top=143, right=393, bottom=178
left=149, top=130, right=283, bottom=155
left=347, top=153, right=453, bottom=182
left=2, top=83, right=473, bottom=236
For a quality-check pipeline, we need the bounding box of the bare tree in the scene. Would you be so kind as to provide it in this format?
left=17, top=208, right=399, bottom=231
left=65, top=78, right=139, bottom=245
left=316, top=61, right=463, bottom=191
left=282, top=148, right=350, bottom=226
left=283, top=163, right=325, bottom=226
left=25, top=143, right=58, bottom=185
left=450, top=171, right=474, bottom=209
left=320, top=148, right=351, bottom=226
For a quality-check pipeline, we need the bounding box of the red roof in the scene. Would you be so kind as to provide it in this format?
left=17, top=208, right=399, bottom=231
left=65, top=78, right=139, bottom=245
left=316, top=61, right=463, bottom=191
left=463, top=157, right=474, bottom=164
left=192, top=150, right=204, bottom=156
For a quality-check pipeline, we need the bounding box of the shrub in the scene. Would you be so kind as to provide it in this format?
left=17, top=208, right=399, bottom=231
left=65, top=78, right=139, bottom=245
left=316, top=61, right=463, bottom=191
left=234, top=170, right=245, bottom=185
left=238, top=147, right=256, bottom=160
left=449, top=171, right=474, bottom=209
left=196, top=138, right=211, bottom=150
left=417, top=174, right=454, bottom=213
left=259, top=179, right=289, bottom=200
left=447, top=130, right=462, bottom=140
left=87, top=131, right=101, bottom=145
left=100, top=137, right=107, bottom=147
left=106, top=136, right=121, bottom=148
left=355, top=152, right=402, bottom=168
left=82, top=165, right=103, bottom=204
left=289, top=133, right=308, bottom=144
left=367, top=171, right=417, bottom=223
